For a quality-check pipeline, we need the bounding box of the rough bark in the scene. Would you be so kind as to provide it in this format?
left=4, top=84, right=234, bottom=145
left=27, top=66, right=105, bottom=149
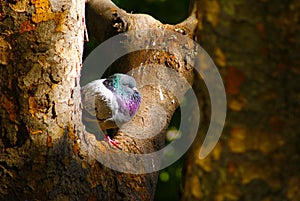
left=182, top=0, right=300, bottom=201
left=82, top=0, right=198, bottom=200
left=1, top=0, right=200, bottom=200
left=0, top=0, right=85, bottom=200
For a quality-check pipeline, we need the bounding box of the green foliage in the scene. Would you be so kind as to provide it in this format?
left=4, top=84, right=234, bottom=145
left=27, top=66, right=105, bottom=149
left=154, top=157, right=184, bottom=201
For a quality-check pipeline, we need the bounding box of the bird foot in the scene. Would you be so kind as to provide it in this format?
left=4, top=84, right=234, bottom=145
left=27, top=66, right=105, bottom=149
left=104, top=134, right=122, bottom=150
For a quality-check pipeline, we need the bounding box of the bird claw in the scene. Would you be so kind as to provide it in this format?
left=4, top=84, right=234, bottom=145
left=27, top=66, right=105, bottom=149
left=104, top=134, right=122, bottom=150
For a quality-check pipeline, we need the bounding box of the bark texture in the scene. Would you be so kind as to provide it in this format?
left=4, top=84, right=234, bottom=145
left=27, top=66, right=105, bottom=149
left=82, top=0, right=198, bottom=200
left=182, top=0, right=300, bottom=201
left=0, top=0, right=85, bottom=200
left=1, top=0, right=200, bottom=200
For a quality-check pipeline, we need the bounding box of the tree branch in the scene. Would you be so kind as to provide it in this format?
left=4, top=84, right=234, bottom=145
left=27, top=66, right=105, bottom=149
left=81, top=0, right=200, bottom=200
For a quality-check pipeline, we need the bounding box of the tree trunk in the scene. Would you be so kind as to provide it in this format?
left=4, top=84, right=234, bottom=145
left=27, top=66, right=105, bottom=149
left=182, top=0, right=300, bottom=201
left=0, top=0, right=85, bottom=200
left=83, top=0, right=198, bottom=200
left=1, top=0, right=202, bottom=200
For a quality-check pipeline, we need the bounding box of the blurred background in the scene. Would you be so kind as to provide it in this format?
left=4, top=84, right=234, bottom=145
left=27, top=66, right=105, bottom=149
left=112, top=0, right=190, bottom=24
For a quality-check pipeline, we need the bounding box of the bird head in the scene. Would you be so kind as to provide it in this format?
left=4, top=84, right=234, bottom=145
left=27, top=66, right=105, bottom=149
left=103, top=73, right=142, bottom=117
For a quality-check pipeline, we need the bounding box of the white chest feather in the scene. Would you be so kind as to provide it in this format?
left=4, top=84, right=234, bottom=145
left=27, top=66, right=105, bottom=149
left=81, top=79, right=119, bottom=124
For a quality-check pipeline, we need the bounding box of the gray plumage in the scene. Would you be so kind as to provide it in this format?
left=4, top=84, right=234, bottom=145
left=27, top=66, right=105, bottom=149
left=81, top=73, right=142, bottom=148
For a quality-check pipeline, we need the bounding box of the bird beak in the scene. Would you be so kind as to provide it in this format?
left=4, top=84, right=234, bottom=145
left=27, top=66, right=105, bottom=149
left=132, top=87, right=138, bottom=91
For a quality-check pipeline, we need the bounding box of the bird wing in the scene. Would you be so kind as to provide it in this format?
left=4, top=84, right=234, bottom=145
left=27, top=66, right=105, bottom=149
left=94, top=91, right=114, bottom=122
left=81, top=79, right=117, bottom=130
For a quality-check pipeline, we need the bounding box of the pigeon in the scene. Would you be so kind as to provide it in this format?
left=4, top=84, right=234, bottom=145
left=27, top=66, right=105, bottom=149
left=81, top=73, right=142, bottom=149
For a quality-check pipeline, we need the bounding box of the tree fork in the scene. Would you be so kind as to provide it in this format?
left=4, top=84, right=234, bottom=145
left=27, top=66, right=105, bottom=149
left=0, top=0, right=200, bottom=200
